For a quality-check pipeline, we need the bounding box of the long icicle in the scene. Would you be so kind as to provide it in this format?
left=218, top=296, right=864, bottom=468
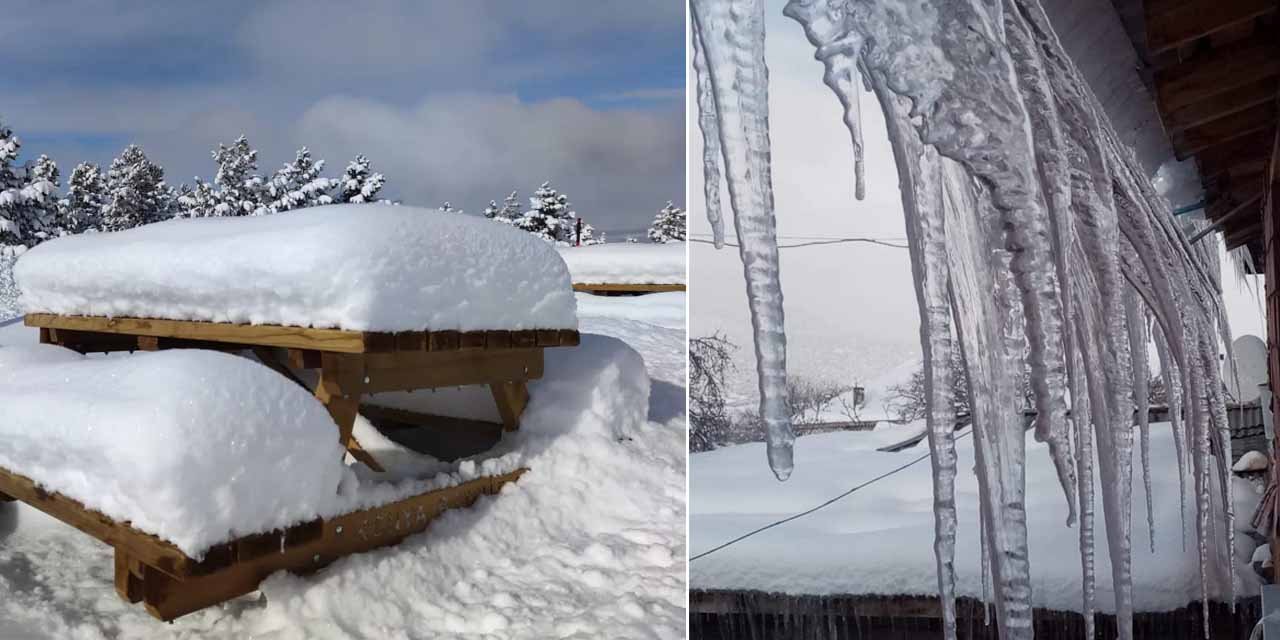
left=1124, top=286, right=1155, bottom=553
left=1154, top=321, right=1189, bottom=550
left=690, top=0, right=794, bottom=480
left=873, top=76, right=959, bottom=640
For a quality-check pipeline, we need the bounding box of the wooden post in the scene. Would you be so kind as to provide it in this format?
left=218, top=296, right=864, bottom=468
left=114, top=548, right=144, bottom=604
left=315, top=353, right=384, bottom=472
left=490, top=381, right=530, bottom=432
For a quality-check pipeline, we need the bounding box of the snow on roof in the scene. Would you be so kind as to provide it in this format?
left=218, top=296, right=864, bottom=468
left=0, top=346, right=347, bottom=557
left=691, top=423, right=1261, bottom=613
left=557, top=242, right=686, bottom=285
left=15, top=204, right=578, bottom=332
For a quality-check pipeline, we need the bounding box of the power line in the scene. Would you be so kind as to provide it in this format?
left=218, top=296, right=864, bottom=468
left=689, top=427, right=973, bottom=562
left=689, top=237, right=909, bottom=250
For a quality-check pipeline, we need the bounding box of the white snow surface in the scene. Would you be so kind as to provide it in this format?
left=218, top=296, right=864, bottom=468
left=691, top=423, right=1261, bottom=613
left=15, top=204, right=578, bottom=332
left=1233, top=451, right=1269, bottom=473
left=557, top=242, right=686, bottom=285
left=0, top=292, right=685, bottom=638
left=0, top=347, right=347, bottom=557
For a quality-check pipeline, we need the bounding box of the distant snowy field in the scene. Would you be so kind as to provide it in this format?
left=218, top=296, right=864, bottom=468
left=691, top=422, right=1261, bottom=613
left=0, top=291, right=686, bottom=639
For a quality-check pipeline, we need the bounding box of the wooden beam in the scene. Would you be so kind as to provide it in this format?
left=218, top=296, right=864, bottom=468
left=1172, top=102, right=1277, bottom=159
left=1145, top=0, right=1277, bottom=55
left=1197, top=133, right=1274, bottom=178
left=315, top=353, right=384, bottom=472
left=1155, top=38, right=1280, bottom=112
left=1162, top=77, right=1278, bottom=133
left=1192, top=192, right=1265, bottom=242
left=25, top=314, right=368, bottom=353
left=360, top=404, right=504, bottom=439
left=1227, top=218, right=1265, bottom=249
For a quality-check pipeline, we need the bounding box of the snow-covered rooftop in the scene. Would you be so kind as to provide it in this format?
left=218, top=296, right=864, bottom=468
left=16, top=204, right=578, bottom=332
left=691, top=424, right=1261, bottom=613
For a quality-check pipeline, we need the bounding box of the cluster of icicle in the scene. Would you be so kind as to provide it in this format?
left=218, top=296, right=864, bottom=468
left=690, top=0, right=1238, bottom=638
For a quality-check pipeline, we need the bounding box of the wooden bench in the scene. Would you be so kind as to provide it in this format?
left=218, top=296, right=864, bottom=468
left=571, top=282, right=686, bottom=296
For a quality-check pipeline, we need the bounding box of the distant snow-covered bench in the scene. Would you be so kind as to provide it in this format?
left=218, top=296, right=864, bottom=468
left=558, top=242, right=686, bottom=295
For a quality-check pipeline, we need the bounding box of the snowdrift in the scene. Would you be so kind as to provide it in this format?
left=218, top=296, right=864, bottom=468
left=691, top=424, right=1261, bottom=613
left=558, top=242, right=686, bottom=285
left=15, top=204, right=578, bottom=332
left=0, top=346, right=346, bottom=557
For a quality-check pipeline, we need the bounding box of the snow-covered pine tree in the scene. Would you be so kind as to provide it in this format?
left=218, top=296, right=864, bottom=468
left=266, top=147, right=334, bottom=212
left=176, top=179, right=218, bottom=218
left=516, top=181, right=572, bottom=243
left=483, top=200, right=500, bottom=218
left=647, top=201, right=686, bottom=243
left=0, top=123, right=58, bottom=246
left=335, top=155, right=385, bottom=203
left=211, top=136, right=268, bottom=216
left=576, top=219, right=605, bottom=245
left=58, top=162, right=107, bottom=235
left=102, top=145, right=168, bottom=231
left=438, top=201, right=461, bottom=213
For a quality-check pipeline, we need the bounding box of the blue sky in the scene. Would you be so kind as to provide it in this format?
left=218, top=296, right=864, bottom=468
left=0, top=1, right=685, bottom=234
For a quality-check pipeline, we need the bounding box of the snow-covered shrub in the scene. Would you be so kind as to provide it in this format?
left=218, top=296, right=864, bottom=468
left=647, top=201, right=685, bottom=243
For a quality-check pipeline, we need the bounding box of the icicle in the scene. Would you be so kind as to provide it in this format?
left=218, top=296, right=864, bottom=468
left=692, top=20, right=726, bottom=249
left=1072, top=345, right=1096, bottom=640
left=1124, top=287, right=1155, bottom=553
left=690, top=0, right=794, bottom=480
left=1154, top=324, right=1189, bottom=550
left=783, top=0, right=867, bottom=201
left=1200, top=329, right=1236, bottom=609
left=870, top=73, right=959, bottom=640
left=980, top=494, right=992, bottom=627
left=1187, top=341, right=1213, bottom=638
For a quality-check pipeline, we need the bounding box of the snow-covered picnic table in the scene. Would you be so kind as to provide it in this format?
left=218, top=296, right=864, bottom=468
left=1, top=205, right=584, bottom=620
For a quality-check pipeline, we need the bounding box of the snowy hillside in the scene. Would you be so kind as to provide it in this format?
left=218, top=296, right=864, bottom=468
left=691, top=423, right=1261, bottom=613
left=0, top=292, right=687, bottom=639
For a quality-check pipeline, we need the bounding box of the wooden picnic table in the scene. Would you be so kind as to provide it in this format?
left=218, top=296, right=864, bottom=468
left=2, top=312, right=580, bottom=620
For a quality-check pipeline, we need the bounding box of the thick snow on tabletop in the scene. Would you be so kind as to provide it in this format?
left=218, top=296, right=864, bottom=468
left=16, top=204, right=578, bottom=332
left=0, top=346, right=346, bottom=557
left=558, top=242, right=686, bottom=285
left=692, top=424, right=1260, bottom=613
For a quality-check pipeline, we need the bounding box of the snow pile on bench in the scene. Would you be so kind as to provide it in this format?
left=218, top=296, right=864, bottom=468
left=15, top=204, right=577, bottom=332
left=0, top=346, right=346, bottom=557
left=557, top=242, right=686, bottom=285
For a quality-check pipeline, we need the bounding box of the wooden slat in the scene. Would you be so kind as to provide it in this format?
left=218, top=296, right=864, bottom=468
left=24, top=314, right=368, bottom=353
left=485, top=330, right=511, bottom=350
left=359, top=404, right=504, bottom=438
left=512, top=331, right=537, bottom=349
left=1162, top=77, right=1278, bottom=133
left=360, top=349, right=544, bottom=393
left=1145, top=0, right=1276, bottom=55
left=1155, top=38, right=1280, bottom=112
left=558, top=329, right=581, bottom=347
left=460, top=331, right=487, bottom=350
left=1196, top=133, right=1274, bottom=178
left=428, top=330, right=460, bottom=351
left=1172, top=102, right=1276, bottom=158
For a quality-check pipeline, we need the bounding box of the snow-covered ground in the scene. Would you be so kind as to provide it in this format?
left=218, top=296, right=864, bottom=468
left=0, top=292, right=686, bottom=639
left=558, top=243, right=686, bottom=285
left=691, top=422, right=1262, bottom=613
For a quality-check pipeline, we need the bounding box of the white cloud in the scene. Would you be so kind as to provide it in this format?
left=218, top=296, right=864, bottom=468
left=296, top=93, right=683, bottom=230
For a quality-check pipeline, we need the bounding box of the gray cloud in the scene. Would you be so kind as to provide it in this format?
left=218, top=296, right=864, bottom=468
left=1, top=1, right=684, bottom=234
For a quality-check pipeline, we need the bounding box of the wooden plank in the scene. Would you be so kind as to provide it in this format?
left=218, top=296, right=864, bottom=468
left=428, top=330, right=460, bottom=352
left=1155, top=38, right=1280, bottom=112
left=460, top=331, right=487, bottom=350
left=0, top=466, right=197, bottom=578
left=1171, top=102, right=1276, bottom=159
left=44, top=328, right=140, bottom=354
left=359, top=350, right=543, bottom=393
left=1196, top=134, right=1274, bottom=178
left=1162, top=77, right=1278, bottom=133
left=24, top=314, right=368, bottom=353
left=136, top=469, right=525, bottom=621
left=512, top=331, right=537, bottom=349
left=558, top=329, right=581, bottom=347
left=287, top=348, right=322, bottom=369
left=572, top=283, right=686, bottom=293
left=1145, top=0, right=1276, bottom=55
left=485, top=330, right=511, bottom=350
left=114, top=549, right=145, bottom=604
